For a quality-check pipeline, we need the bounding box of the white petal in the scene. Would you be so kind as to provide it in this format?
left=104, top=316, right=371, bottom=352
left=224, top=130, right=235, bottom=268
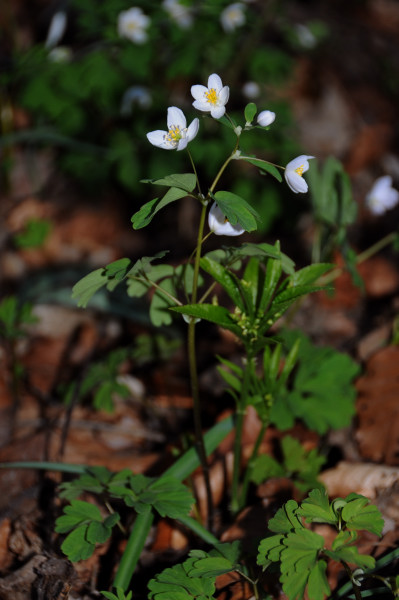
left=192, top=99, right=210, bottom=112
left=208, top=203, right=245, bottom=236
left=147, top=130, right=172, bottom=149
left=257, top=110, right=275, bottom=127
left=177, top=137, right=188, bottom=151
left=187, top=118, right=199, bottom=141
left=286, top=154, right=315, bottom=173
left=45, top=11, right=67, bottom=48
left=208, top=73, right=223, bottom=92
left=210, top=105, right=226, bottom=119
left=167, top=106, right=186, bottom=129
left=219, top=86, right=230, bottom=105
left=191, top=84, right=208, bottom=101
left=285, top=171, right=308, bottom=193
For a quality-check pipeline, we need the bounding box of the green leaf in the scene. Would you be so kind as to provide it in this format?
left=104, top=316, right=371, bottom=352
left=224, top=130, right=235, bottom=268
left=171, top=304, right=241, bottom=336
left=149, top=277, right=176, bottom=327
left=148, top=559, right=216, bottom=600
left=268, top=499, right=302, bottom=533
left=244, top=102, right=257, bottom=123
left=324, top=546, right=375, bottom=569
left=14, top=218, right=52, bottom=248
left=213, top=190, right=260, bottom=232
left=141, top=173, right=197, bottom=193
left=296, top=489, right=337, bottom=525
left=251, top=454, right=285, bottom=484
left=288, top=263, right=333, bottom=287
left=257, top=534, right=285, bottom=566
left=307, top=560, right=330, bottom=600
left=200, top=256, right=245, bottom=310
left=149, top=477, right=194, bottom=519
left=240, top=157, right=283, bottom=182
left=271, top=330, right=359, bottom=434
left=341, top=496, right=384, bottom=536
left=60, top=525, right=95, bottom=562
left=72, top=258, right=132, bottom=308
left=131, top=187, right=188, bottom=229
left=87, top=520, right=113, bottom=544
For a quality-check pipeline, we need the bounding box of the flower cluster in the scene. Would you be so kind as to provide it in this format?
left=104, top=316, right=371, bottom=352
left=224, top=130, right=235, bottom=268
left=146, top=73, right=315, bottom=236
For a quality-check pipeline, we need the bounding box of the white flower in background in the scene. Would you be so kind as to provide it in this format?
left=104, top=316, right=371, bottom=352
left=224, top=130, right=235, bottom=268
left=295, top=24, right=317, bottom=49
left=191, top=73, right=229, bottom=119
left=45, top=11, right=67, bottom=49
left=220, top=3, right=246, bottom=32
left=121, top=86, right=152, bottom=115
left=284, top=155, right=315, bottom=193
left=366, top=175, right=399, bottom=215
left=118, top=7, right=150, bottom=44
left=242, top=81, right=260, bottom=100
left=208, top=202, right=245, bottom=236
left=163, top=0, right=193, bottom=29
left=146, top=106, right=199, bottom=151
left=257, top=110, right=276, bottom=127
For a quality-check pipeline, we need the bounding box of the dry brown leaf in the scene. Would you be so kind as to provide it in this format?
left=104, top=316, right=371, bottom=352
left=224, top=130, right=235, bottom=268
left=355, top=346, right=399, bottom=464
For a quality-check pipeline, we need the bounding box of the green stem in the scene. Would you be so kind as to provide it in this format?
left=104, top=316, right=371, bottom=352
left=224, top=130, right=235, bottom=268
left=230, top=352, right=254, bottom=515
left=341, top=561, right=362, bottom=600
left=187, top=148, right=202, bottom=197
left=238, top=420, right=268, bottom=511
left=209, top=137, right=240, bottom=195
left=188, top=200, right=214, bottom=531
left=320, top=231, right=397, bottom=285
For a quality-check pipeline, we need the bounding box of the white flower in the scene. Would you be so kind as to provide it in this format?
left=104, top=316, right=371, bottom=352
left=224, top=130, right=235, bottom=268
left=242, top=81, right=260, bottom=100
left=45, top=11, right=67, bottom=49
left=284, top=155, right=315, bottom=193
left=118, top=7, right=150, bottom=44
left=257, top=110, right=276, bottom=127
left=146, top=106, right=199, bottom=151
left=220, top=3, right=246, bottom=32
left=163, top=0, right=193, bottom=29
left=366, top=175, right=399, bottom=215
left=191, top=73, right=229, bottom=119
left=295, top=24, right=317, bottom=49
left=208, top=202, right=245, bottom=236
left=121, top=86, right=152, bottom=115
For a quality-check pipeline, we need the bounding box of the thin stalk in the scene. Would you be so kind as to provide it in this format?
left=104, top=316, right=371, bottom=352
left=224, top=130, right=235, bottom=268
left=187, top=148, right=202, bottom=197
left=188, top=200, right=214, bottom=531
left=230, top=352, right=254, bottom=515
left=209, top=137, right=240, bottom=195
left=238, top=420, right=268, bottom=511
left=341, top=560, right=362, bottom=600
left=319, top=231, right=397, bottom=286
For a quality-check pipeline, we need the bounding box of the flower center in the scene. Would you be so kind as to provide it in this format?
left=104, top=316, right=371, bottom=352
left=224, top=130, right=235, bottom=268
left=127, top=21, right=139, bottom=31
left=295, top=165, right=304, bottom=177
left=205, top=88, right=218, bottom=106
left=166, top=125, right=182, bottom=143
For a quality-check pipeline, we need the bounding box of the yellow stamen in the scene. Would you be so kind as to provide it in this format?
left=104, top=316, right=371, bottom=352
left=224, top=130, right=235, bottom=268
left=205, top=88, right=218, bottom=105
left=166, top=125, right=182, bottom=143
left=295, top=165, right=304, bottom=176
